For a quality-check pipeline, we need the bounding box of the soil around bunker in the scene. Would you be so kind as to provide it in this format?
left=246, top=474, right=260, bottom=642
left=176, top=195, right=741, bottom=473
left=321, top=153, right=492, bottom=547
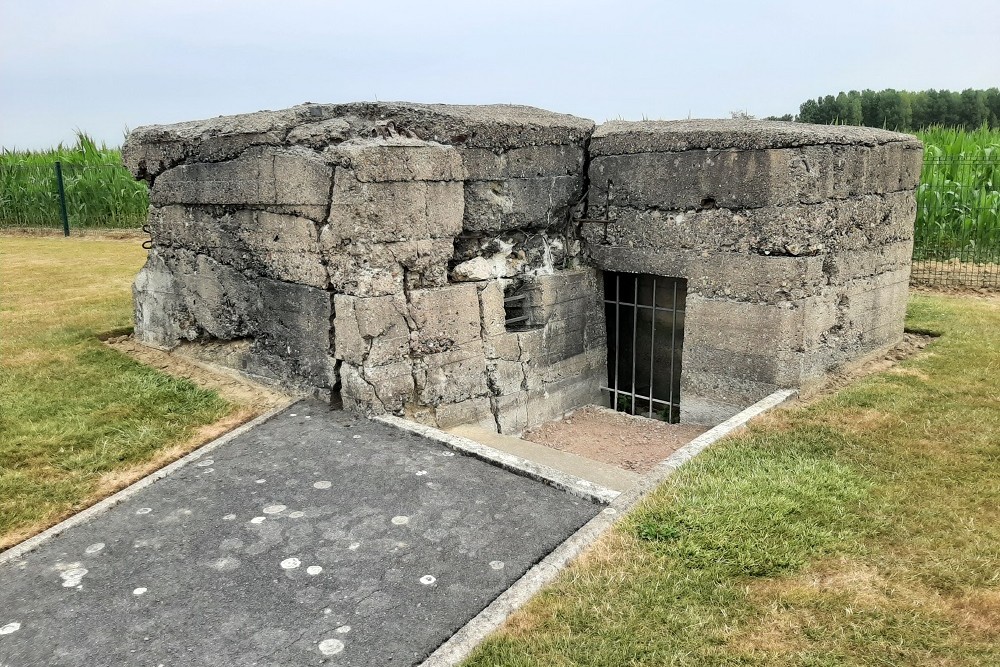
left=522, top=406, right=709, bottom=473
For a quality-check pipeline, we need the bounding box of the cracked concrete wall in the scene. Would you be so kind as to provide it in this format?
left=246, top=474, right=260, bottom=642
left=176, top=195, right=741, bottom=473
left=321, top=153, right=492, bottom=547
left=126, top=105, right=920, bottom=432
left=125, top=102, right=602, bottom=432
left=583, top=120, right=922, bottom=423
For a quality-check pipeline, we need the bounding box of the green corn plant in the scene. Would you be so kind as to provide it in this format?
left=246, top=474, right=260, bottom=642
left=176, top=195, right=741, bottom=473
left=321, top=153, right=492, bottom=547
left=0, top=131, right=148, bottom=229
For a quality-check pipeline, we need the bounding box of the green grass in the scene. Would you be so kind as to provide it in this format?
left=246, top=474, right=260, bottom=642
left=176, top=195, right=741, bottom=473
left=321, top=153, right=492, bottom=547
left=0, top=235, right=229, bottom=547
left=0, top=132, right=148, bottom=230
left=915, top=126, right=1000, bottom=263
left=466, top=293, right=1000, bottom=666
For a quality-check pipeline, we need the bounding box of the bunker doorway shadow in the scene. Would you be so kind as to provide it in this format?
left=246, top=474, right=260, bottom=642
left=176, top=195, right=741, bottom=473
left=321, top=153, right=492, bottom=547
left=602, top=272, right=686, bottom=422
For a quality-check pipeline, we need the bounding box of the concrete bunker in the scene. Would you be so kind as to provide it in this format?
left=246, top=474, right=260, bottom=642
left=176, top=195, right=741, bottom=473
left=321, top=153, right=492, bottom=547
left=123, top=103, right=922, bottom=432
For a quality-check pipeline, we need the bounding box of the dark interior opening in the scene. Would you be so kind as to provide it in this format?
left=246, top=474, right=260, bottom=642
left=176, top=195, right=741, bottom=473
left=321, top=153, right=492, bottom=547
left=503, top=282, right=532, bottom=331
left=601, top=271, right=687, bottom=422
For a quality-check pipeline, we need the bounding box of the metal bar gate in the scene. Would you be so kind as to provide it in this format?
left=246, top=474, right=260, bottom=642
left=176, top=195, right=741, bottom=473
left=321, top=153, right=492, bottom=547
left=601, top=272, right=687, bottom=423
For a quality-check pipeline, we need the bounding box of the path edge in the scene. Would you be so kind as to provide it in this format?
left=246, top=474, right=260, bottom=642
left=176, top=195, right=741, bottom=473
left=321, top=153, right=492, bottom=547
left=0, top=399, right=297, bottom=566
left=375, top=415, right=620, bottom=505
left=416, top=388, right=797, bottom=667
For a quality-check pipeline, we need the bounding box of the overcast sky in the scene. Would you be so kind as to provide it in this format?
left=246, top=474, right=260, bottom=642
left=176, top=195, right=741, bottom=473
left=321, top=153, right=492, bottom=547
left=1, top=0, right=998, bottom=150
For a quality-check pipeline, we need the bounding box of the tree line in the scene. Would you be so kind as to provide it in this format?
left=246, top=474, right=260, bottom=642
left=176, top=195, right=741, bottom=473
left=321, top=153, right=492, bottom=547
left=765, top=88, right=1000, bottom=131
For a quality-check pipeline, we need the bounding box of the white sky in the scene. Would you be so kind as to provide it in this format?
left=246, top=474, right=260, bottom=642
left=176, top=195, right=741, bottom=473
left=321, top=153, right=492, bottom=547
left=1, top=0, right=998, bottom=150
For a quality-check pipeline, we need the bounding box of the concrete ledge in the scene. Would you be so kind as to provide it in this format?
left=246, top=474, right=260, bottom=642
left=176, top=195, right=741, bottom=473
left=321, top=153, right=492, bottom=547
left=0, top=399, right=297, bottom=565
left=448, top=424, right=641, bottom=493
left=375, top=415, right=621, bottom=505
left=417, top=388, right=797, bottom=667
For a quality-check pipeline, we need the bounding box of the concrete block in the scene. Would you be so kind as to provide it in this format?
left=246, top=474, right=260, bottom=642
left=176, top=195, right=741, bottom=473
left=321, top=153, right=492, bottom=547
left=326, top=139, right=464, bottom=182
left=150, top=147, right=332, bottom=221
left=539, top=318, right=586, bottom=364
left=323, top=239, right=453, bottom=297
left=524, top=376, right=603, bottom=428
left=680, top=368, right=778, bottom=410
left=524, top=268, right=599, bottom=307
left=132, top=250, right=196, bottom=348
left=408, top=284, right=482, bottom=354
left=171, top=250, right=258, bottom=340
left=488, top=359, right=526, bottom=395
left=286, top=118, right=351, bottom=149
left=123, top=106, right=315, bottom=179
left=392, top=239, right=454, bottom=290
left=325, top=244, right=404, bottom=297
left=434, top=396, right=496, bottom=430
left=340, top=360, right=415, bottom=414
left=417, top=345, right=489, bottom=405
left=513, top=328, right=546, bottom=363
left=531, top=296, right=589, bottom=330
left=312, top=101, right=594, bottom=150
left=824, top=239, right=914, bottom=283
left=589, top=118, right=922, bottom=156
left=483, top=332, right=522, bottom=362
left=326, top=173, right=464, bottom=244
left=524, top=347, right=604, bottom=391
left=340, top=362, right=378, bottom=411
left=589, top=141, right=922, bottom=213
left=463, top=176, right=582, bottom=232
left=460, top=145, right=585, bottom=179
left=478, top=280, right=507, bottom=337
left=149, top=206, right=328, bottom=288
left=333, top=294, right=410, bottom=366
left=682, top=345, right=804, bottom=387
left=859, top=322, right=906, bottom=349
left=590, top=149, right=793, bottom=210
left=253, top=278, right=336, bottom=388
left=589, top=246, right=828, bottom=303
left=494, top=392, right=529, bottom=435
left=363, top=360, right=416, bottom=413
left=683, top=295, right=806, bottom=356
left=540, top=347, right=606, bottom=387
left=584, top=191, right=916, bottom=259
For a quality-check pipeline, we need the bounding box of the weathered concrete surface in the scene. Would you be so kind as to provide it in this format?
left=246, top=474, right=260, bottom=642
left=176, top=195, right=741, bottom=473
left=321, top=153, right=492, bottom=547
left=585, top=119, right=921, bottom=423
left=133, top=249, right=336, bottom=393
left=123, top=102, right=594, bottom=181
left=589, top=118, right=924, bottom=153
left=126, top=102, right=602, bottom=430
left=125, top=105, right=920, bottom=432
left=0, top=402, right=598, bottom=667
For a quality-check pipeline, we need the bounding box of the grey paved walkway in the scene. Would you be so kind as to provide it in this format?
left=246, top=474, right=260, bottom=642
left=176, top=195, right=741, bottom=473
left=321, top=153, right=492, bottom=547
left=0, top=401, right=599, bottom=666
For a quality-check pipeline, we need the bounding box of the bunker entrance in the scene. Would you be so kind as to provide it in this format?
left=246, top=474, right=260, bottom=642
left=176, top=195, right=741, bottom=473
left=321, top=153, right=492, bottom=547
left=602, top=272, right=686, bottom=423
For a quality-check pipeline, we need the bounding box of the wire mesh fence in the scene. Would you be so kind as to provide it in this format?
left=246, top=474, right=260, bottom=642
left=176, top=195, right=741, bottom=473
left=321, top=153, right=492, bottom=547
left=911, top=155, right=1000, bottom=289
left=0, top=161, right=148, bottom=232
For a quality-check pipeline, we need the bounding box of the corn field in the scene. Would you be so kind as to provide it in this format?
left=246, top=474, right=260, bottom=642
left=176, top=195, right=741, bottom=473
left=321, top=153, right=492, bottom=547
left=912, top=126, right=1000, bottom=287
left=0, top=132, right=148, bottom=230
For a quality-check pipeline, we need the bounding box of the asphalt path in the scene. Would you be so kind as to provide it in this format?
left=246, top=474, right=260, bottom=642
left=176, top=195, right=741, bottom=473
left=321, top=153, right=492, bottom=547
left=0, top=400, right=599, bottom=666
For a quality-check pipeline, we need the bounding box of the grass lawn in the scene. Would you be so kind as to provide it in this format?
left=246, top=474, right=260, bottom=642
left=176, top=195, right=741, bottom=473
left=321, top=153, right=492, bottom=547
left=0, top=234, right=231, bottom=549
left=466, top=292, right=1000, bottom=666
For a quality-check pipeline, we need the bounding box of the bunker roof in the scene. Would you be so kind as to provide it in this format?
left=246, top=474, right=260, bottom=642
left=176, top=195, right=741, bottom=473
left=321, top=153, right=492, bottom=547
left=590, top=119, right=922, bottom=155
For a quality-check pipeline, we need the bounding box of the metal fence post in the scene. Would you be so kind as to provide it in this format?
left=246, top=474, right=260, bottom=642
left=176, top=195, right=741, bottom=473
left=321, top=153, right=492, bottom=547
left=54, top=161, right=70, bottom=236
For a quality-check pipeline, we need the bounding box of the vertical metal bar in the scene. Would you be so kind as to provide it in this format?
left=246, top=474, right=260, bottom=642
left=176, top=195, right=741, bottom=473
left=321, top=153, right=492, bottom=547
left=649, top=277, right=656, bottom=418
left=668, top=280, right=678, bottom=422
left=55, top=161, right=69, bottom=237
left=613, top=273, right=620, bottom=412
left=630, top=276, right=638, bottom=415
